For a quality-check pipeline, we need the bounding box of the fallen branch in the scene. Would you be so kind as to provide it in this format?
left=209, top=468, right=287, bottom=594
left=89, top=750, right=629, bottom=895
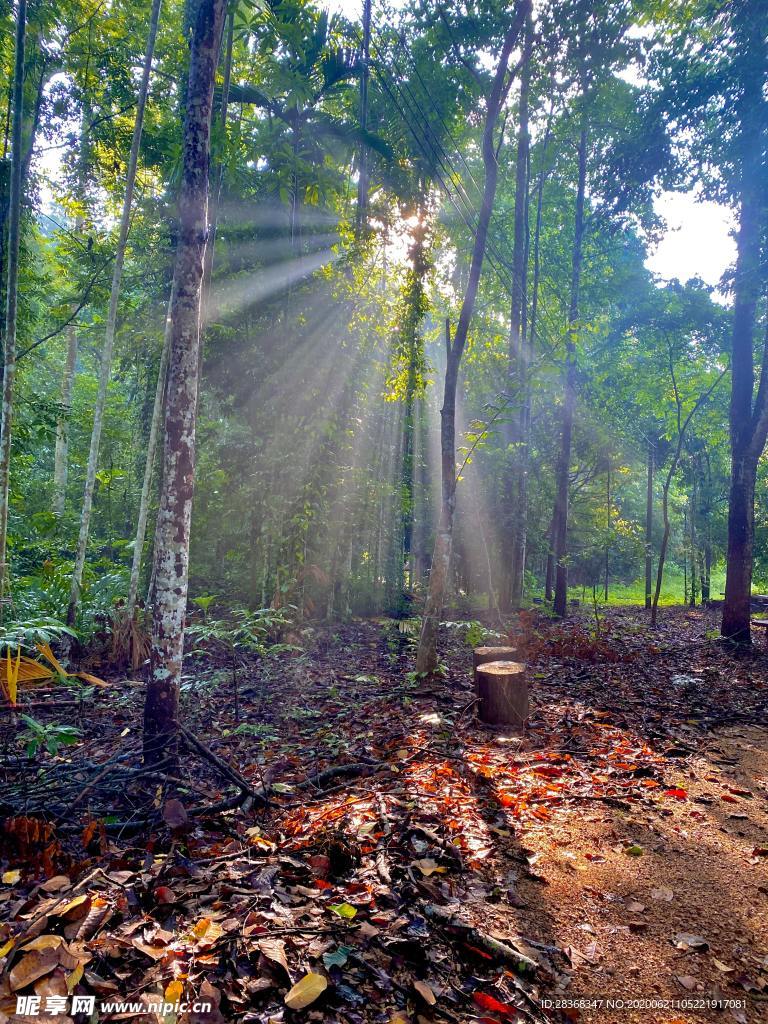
left=422, top=903, right=539, bottom=976
left=179, top=725, right=268, bottom=804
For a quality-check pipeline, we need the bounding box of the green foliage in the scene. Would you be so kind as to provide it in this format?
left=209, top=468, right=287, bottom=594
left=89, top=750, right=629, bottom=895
left=18, top=715, right=82, bottom=757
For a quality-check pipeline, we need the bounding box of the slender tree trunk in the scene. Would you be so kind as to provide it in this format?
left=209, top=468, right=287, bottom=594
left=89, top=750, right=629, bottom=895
left=651, top=470, right=675, bottom=626
left=505, top=13, right=533, bottom=611
left=53, top=325, right=78, bottom=517
left=400, top=214, right=429, bottom=591
left=127, top=290, right=172, bottom=617
left=0, top=0, right=27, bottom=606
left=651, top=366, right=725, bottom=627
left=200, top=3, right=233, bottom=331
left=604, top=458, right=610, bottom=602
left=143, top=0, right=226, bottom=765
left=415, top=5, right=527, bottom=673
left=355, top=0, right=372, bottom=234
left=689, top=478, right=698, bottom=607
left=552, top=124, right=587, bottom=618
left=67, top=0, right=163, bottom=625
left=722, top=5, right=768, bottom=644
left=53, top=110, right=91, bottom=518
left=645, top=439, right=653, bottom=609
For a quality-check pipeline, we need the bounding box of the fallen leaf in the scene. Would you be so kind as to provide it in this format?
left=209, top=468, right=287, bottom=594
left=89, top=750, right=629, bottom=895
left=165, top=979, right=184, bottom=1003
left=676, top=975, right=698, bottom=991
left=329, top=902, right=357, bottom=919
left=284, top=972, right=328, bottom=1010
left=2, top=869, right=21, bottom=884
left=411, top=858, right=442, bottom=877
left=413, top=980, right=436, bottom=1005
left=713, top=959, right=734, bottom=974
left=259, top=938, right=290, bottom=975
left=472, top=991, right=517, bottom=1017
left=10, top=949, right=59, bottom=990
left=672, top=933, right=708, bottom=952
left=163, top=799, right=188, bottom=829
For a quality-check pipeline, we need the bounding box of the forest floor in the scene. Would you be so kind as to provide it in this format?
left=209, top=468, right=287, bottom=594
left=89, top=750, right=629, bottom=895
left=1, top=606, right=767, bottom=1024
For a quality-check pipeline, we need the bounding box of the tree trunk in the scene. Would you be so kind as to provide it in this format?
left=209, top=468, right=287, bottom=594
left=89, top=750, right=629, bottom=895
left=689, top=479, right=697, bottom=607
left=53, top=325, right=78, bottom=517
left=552, top=124, right=587, bottom=618
left=722, top=455, right=757, bottom=641
left=67, top=0, right=162, bottom=625
left=415, top=6, right=527, bottom=673
left=126, top=291, right=172, bottom=618
left=503, top=13, right=532, bottom=611
left=645, top=439, right=653, bottom=609
left=355, top=0, right=372, bottom=234
left=53, top=108, right=91, bottom=519
left=604, top=458, right=610, bottom=602
left=143, top=0, right=226, bottom=765
left=0, top=0, right=27, bottom=606
left=400, top=214, right=429, bottom=592
left=721, top=4, right=768, bottom=644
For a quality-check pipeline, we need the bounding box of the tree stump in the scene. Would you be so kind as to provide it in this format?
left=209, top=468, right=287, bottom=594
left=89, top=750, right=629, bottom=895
left=475, top=660, right=528, bottom=730
left=472, top=646, right=518, bottom=696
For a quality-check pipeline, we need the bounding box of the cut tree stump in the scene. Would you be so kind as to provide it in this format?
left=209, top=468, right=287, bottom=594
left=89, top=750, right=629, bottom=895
left=472, top=645, right=518, bottom=696
left=475, top=660, right=528, bottom=730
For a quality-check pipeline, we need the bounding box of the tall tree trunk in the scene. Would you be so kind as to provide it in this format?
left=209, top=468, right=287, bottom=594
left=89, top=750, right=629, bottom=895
left=400, top=214, right=429, bottom=591
left=143, top=0, right=226, bottom=765
left=604, top=457, right=610, bottom=602
left=652, top=357, right=725, bottom=627
left=552, top=124, right=587, bottom=618
left=53, top=108, right=91, bottom=518
left=721, top=6, right=768, bottom=644
left=689, top=477, right=698, bottom=607
left=355, top=0, right=372, bottom=234
left=126, top=291, right=172, bottom=617
left=645, top=439, right=653, bottom=609
left=0, top=0, right=27, bottom=606
left=67, top=0, right=163, bottom=625
left=415, top=5, right=527, bottom=673
left=53, top=325, right=78, bottom=517
left=504, top=12, right=533, bottom=611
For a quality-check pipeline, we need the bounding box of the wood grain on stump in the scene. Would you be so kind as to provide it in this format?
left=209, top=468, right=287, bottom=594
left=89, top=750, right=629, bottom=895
left=472, top=645, right=518, bottom=673
left=472, top=646, right=518, bottom=697
left=475, top=659, right=528, bottom=730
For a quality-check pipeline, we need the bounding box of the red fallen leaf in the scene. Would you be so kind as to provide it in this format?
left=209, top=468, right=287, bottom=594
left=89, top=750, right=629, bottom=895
left=472, top=991, right=517, bottom=1017
left=664, top=788, right=688, bottom=800
left=463, top=943, right=494, bottom=960
left=721, top=794, right=739, bottom=804
left=154, top=886, right=176, bottom=904
left=314, top=879, right=333, bottom=890
left=533, top=765, right=562, bottom=778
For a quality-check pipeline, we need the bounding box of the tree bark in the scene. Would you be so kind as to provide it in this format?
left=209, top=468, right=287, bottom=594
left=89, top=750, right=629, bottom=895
left=143, top=0, right=226, bottom=765
left=0, top=0, right=27, bottom=606
left=645, top=439, right=654, bottom=609
left=53, top=108, right=91, bottom=519
left=127, top=291, right=172, bottom=618
left=721, top=4, right=768, bottom=644
left=67, top=0, right=163, bottom=625
left=552, top=124, right=587, bottom=618
left=504, top=12, right=533, bottom=612
left=415, top=6, right=528, bottom=673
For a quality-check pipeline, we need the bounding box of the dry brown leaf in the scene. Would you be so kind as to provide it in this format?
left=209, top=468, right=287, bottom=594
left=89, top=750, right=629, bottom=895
left=413, top=980, right=436, bottom=1005
left=10, top=949, right=60, bottom=991
left=258, top=938, right=290, bottom=975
